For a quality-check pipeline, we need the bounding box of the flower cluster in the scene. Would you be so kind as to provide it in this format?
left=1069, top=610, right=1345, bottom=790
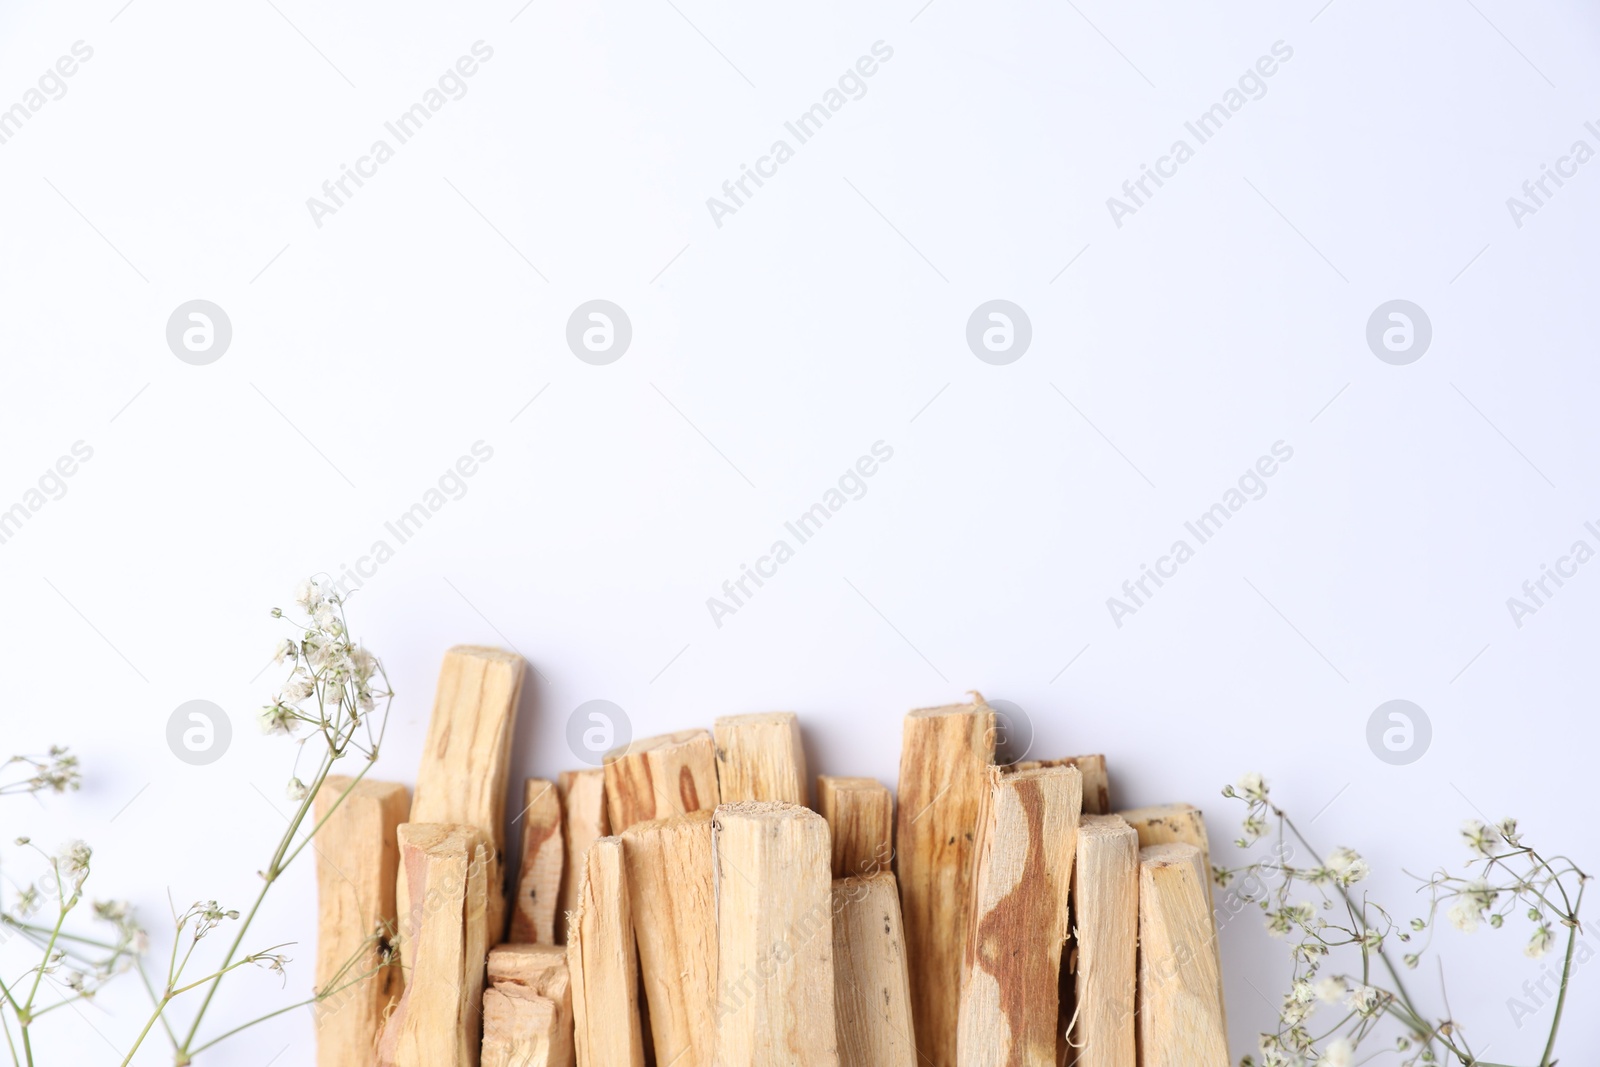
left=258, top=579, right=390, bottom=787
left=0, top=745, right=81, bottom=796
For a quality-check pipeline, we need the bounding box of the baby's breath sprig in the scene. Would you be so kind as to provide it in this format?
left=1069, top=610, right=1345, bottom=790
left=0, top=837, right=147, bottom=1067
left=1222, top=774, right=1588, bottom=1067
left=0, top=747, right=81, bottom=797
left=113, top=576, right=396, bottom=1067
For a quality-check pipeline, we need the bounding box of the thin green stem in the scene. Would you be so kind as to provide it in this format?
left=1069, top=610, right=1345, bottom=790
left=1539, top=881, right=1584, bottom=1067
left=176, top=749, right=337, bottom=1053
left=186, top=963, right=381, bottom=1058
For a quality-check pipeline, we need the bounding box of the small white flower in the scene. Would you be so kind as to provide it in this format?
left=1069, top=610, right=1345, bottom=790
left=272, top=637, right=297, bottom=664
left=1448, top=898, right=1480, bottom=932
left=1325, top=847, right=1370, bottom=886
left=1346, top=983, right=1381, bottom=1017
left=1237, top=772, right=1268, bottom=801
left=1321, top=1037, right=1354, bottom=1067
left=286, top=777, right=309, bottom=801
left=258, top=704, right=297, bottom=736
left=1313, top=976, right=1346, bottom=1003
left=1461, top=819, right=1495, bottom=857
left=1526, top=923, right=1554, bottom=958
left=293, top=579, right=318, bottom=610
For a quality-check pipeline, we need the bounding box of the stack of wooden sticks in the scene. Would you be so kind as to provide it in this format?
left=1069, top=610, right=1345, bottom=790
left=310, top=645, right=1230, bottom=1067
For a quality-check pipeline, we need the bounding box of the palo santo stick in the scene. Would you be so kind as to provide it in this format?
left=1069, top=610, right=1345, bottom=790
left=604, top=728, right=719, bottom=833
left=483, top=985, right=562, bottom=1067
left=487, top=945, right=573, bottom=1067
left=412, top=645, right=526, bottom=940
left=895, top=698, right=995, bottom=1067
left=1118, top=802, right=1224, bottom=1030
left=510, top=779, right=565, bottom=944
left=713, top=802, right=838, bottom=1066
left=313, top=776, right=409, bottom=1067
left=1068, top=815, right=1138, bottom=1067
left=556, top=769, right=608, bottom=941
left=567, top=837, right=646, bottom=1067
left=816, top=776, right=894, bottom=879
left=713, top=712, right=808, bottom=806
left=1008, top=754, right=1110, bottom=814
left=621, top=811, right=717, bottom=1067
left=489, top=943, right=569, bottom=994
left=379, top=823, right=492, bottom=1067
left=832, top=871, right=916, bottom=1067
left=956, top=765, right=1081, bottom=1067
left=1137, top=844, right=1229, bottom=1067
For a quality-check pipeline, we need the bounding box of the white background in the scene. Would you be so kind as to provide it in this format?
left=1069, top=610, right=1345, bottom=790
left=2, top=0, right=1597, bottom=1063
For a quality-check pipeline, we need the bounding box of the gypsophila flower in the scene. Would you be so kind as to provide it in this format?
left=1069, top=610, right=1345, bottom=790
left=1313, top=976, right=1346, bottom=1003
left=272, top=637, right=297, bottom=664
left=1321, top=1037, right=1354, bottom=1067
left=1237, top=771, right=1269, bottom=801
left=1347, top=983, right=1382, bottom=1017
left=1497, top=817, right=1523, bottom=848
left=294, top=579, right=318, bottom=610
left=1462, top=819, right=1496, bottom=857
left=1325, top=847, right=1370, bottom=886
left=1448, top=897, right=1481, bottom=932
left=1527, top=923, right=1555, bottom=958
left=286, top=778, right=309, bottom=801
left=258, top=703, right=297, bottom=736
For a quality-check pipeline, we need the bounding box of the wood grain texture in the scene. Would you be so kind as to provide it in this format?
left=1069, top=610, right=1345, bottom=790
left=831, top=872, right=916, bottom=1067
left=486, top=944, right=573, bottom=1067
left=483, top=986, right=562, bottom=1067
left=378, top=823, right=492, bottom=1067
left=510, top=779, right=565, bottom=944
left=567, top=837, right=646, bottom=1067
left=713, top=712, right=808, bottom=807
left=1136, top=844, right=1228, bottom=1067
left=712, top=802, right=838, bottom=1067
left=411, top=645, right=526, bottom=940
left=556, top=769, right=608, bottom=944
left=1066, top=815, right=1137, bottom=1067
left=1117, top=802, right=1224, bottom=1032
left=603, top=729, right=719, bottom=834
left=816, top=776, right=894, bottom=879
left=313, top=775, right=410, bottom=1067
left=621, top=810, right=717, bottom=1067
left=1007, top=754, right=1110, bottom=814
left=894, top=699, right=996, bottom=1067
left=956, top=765, right=1081, bottom=1067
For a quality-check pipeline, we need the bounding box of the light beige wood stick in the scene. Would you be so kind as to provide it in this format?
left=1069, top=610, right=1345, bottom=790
left=832, top=871, right=916, bottom=1067
left=567, top=837, right=645, bottom=1067
left=621, top=810, right=716, bottom=1067
left=486, top=944, right=573, bottom=1067
left=510, top=778, right=565, bottom=944
left=556, top=769, right=608, bottom=942
left=1118, top=802, right=1224, bottom=1031
left=713, top=801, right=838, bottom=1066
left=894, top=698, right=995, bottom=1067
left=378, top=823, right=492, bottom=1067
left=1067, top=815, right=1138, bottom=1067
left=604, top=728, right=719, bottom=833
left=411, top=645, right=526, bottom=940
left=1008, top=754, right=1110, bottom=814
left=713, top=712, right=808, bottom=806
left=1136, top=843, right=1228, bottom=1067
left=312, top=776, right=409, bottom=1067
left=483, top=986, right=561, bottom=1067
left=816, top=776, right=894, bottom=879
left=955, top=765, right=1081, bottom=1067
left=488, top=943, right=569, bottom=995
